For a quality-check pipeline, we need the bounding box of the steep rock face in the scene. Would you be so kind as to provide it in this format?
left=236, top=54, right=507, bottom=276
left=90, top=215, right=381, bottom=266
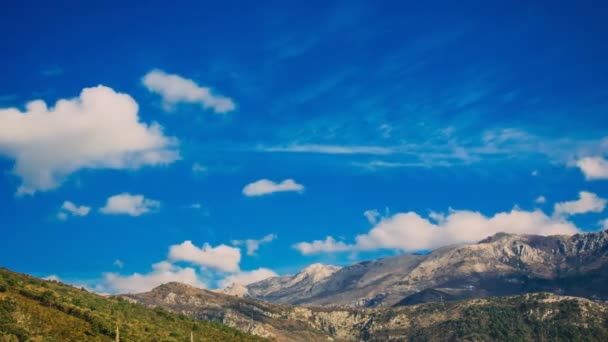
left=247, top=231, right=608, bottom=307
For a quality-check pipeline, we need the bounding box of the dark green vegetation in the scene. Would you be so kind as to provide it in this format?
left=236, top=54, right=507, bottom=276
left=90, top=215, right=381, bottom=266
left=0, top=268, right=265, bottom=341
left=386, top=294, right=608, bottom=342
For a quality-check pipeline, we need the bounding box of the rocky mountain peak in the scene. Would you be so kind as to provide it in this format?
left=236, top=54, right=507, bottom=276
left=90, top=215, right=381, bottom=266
left=294, top=263, right=341, bottom=283
left=220, top=282, right=250, bottom=297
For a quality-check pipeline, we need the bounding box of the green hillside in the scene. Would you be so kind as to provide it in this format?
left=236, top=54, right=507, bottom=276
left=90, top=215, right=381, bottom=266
left=0, top=268, right=265, bottom=341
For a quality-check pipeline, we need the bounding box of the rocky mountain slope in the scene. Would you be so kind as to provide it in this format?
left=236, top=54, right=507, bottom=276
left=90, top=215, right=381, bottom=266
left=246, top=231, right=608, bottom=307
left=246, top=263, right=342, bottom=303
left=123, top=282, right=608, bottom=341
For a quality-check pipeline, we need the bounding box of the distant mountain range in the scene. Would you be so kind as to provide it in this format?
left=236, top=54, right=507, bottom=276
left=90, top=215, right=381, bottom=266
left=124, top=281, right=608, bottom=341
left=3, top=231, right=608, bottom=341
left=244, top=231, right=608, bottom=307
left=120, top=231, right=608, bottom=341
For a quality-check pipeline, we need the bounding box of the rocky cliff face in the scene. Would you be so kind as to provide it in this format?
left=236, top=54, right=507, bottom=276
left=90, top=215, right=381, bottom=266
left=246, top=231, right=608, bottom=307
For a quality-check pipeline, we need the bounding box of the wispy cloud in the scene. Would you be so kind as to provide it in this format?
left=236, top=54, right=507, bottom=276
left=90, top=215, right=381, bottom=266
left=258, top=144, right=393, bottom=155
left=58, top=201, right=90, bottom=220
left=232, top=234, right=277, bottom=256
left=257, top=129, right=608, bottom=170
left=142, top=69, right=235, bottom=113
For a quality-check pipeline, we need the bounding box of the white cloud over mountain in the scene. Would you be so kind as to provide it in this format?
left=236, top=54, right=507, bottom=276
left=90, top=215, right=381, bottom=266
left=102, top=261, right=205, bottom=293
left=242, top=178, right=304, bottom=197
left=168, top=240, right=241, bottom=272
left=142, top=69, right=235, bottom=113
left=100, top=238, right=275, bottom=293
left=218, top=268, right=278, bottom=288
left=294, top=207, right=580, bottom=255
left=0, top=86, right=178, bottom=194
left=553, top=191, right=606, bottom=217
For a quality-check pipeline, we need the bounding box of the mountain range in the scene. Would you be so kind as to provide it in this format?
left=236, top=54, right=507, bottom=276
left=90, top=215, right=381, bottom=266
left=3, top=231, right=608, bottom=341
left=120, top=231, right=608, bottom=341
left=244, top=231, right=608, bottom=307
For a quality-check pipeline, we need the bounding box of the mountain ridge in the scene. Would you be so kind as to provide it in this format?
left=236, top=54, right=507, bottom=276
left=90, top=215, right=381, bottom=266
left=245, top=231, right=608, bottom=307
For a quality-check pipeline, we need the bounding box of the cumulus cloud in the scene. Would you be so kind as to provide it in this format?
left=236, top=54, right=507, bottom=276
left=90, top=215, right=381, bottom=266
left=294, top=236, right=351, bottom=255
left=0, top=86, right=179, bottom=195
left=294, top=208, right=580, bottom=254
left=242, top=179, right=304, bottom=197
left=576, top=157, right=608, bottom=180
left=99, top=193, right=160, bottom=216
left=114, top=259, right=124, bottom=268
left=142, top=69, right=235, bottom=113
left=58, top=200, right=90, bottom=220
left=218, top=268, right=277, bottom=288
left=168, top=241, right=241, bottom=272
left=232, top=234, right=277, bottom=256
left=102, top=261, right=205, bottom=293
left=554, top=191, right=606, bottom=217
left=535, top=196, right=547, bottom=204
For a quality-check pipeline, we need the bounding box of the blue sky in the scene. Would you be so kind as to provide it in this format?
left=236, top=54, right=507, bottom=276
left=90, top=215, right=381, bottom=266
left=1, top=1, right=608, bottom=293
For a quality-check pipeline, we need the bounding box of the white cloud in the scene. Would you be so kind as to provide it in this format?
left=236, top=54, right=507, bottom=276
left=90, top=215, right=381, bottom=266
left=44, top=275, right=61, bottom=281
left=232, top=234, right=277, bottom=256
left=0, top=86, right=179, bottom=195
left=102, top=261, right=205, bottom=293
left=260, top=144, right=393, bottom=155
left=58, top=201, right=90, bottom=220
left=168, top=241, right=241, bottom=272
left=576, top=157, right=608, bottom=180
left=600, top=219, right=608, bottom=230
left=114, top=259, right=124, bottom=268
left=99, top=193, right=160, bottom=216
left=142, top=69, right=235, bottom=113
left=218, top=268, right=277, bottom=288
left=191, top=162, right=207, bottom=174
left=535, top=196, right=547, bottom=204
left=242, top=179, right=304, bottom=197
left=189, top=202, right=203, bottom=209
left=294, top=236, right=351, bottom=255
left=295, top=208, right=580, bottom=254
left=363, top=209, right=381, bottom=225
left=554, top=191, right=606, bottom=217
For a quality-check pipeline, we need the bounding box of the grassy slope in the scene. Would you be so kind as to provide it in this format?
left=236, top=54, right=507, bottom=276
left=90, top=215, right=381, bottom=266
left=0, top=268, right=266, bottom=342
